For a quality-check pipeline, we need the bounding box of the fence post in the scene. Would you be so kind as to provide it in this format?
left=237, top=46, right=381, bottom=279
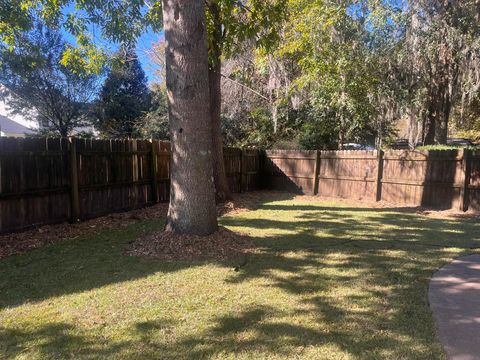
left=150, top=139, right=159, bottom=203
left=312, top=150, right=320, bottom=195
left=375, top=149, right=384, bottom=202
left=257, top=149, right=266, bottom=190
left=69, top=137, right=80, bottom=222
left=239, top=149, right=244, bottom=193
left=459, top=149, right=471, bottom=212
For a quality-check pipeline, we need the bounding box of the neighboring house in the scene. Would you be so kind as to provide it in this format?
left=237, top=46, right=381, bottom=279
left=0, top=85, right=39, bottom=137
left=0, top=114, right=36, bottom=137
left=1, top=85, right=97, bottom=137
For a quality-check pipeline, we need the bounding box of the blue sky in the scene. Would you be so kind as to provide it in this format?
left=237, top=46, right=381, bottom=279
left=63, top=28, right=163, bottom=83
left=133, top=30, right=164, bottom=82
left=60, top=4, right=164, bottom=84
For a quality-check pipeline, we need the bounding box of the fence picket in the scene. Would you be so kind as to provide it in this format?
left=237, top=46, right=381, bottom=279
left=0, top=138, right=478, bottom=234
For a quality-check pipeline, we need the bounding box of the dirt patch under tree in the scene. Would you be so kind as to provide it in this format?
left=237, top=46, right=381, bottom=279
left=0, top=192, right=275, bottom=260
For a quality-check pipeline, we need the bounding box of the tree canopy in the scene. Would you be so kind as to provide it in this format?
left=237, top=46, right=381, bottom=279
left=2, top=0, right=480, bottom=147
left=217, top=0, right=480, bottom=148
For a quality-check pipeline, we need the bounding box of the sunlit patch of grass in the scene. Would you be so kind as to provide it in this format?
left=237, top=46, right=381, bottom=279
left=1, top=195, right=480, bottom=359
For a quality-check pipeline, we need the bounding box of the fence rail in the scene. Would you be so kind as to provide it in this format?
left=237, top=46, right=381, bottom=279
left=1, top=137, right=480, bottom=234
left=0, top=137, right=260, bottom=233
left=262, top=148, right=480, bottom=212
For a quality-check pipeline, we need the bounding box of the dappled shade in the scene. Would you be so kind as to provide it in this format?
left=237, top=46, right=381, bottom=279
left=1, top=193, right=479, bottom=358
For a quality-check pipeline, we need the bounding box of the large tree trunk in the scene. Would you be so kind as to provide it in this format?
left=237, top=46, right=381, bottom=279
left=424, top=103, right=436, bottom=145
left=208, top=1, right=232, bottom=203
left=424, top=69, right=452, bottom=145
left=434, top=88, right=450, bottom=145
left=338, top=130, right=344, bottom=150
left=209, top=63, right=231, bottom=203
left=162, top=0, right=218, bottom=235
left=433, top=67, right=452, bottom=145
left=430, top=28, right=453, bottom=145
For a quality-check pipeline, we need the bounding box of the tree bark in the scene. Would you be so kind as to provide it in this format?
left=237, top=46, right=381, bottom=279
left=162, top=0, right=218, bottom=235
left=338, top=130, right=344, bottom=150
left=425, top=68, right=452, bottom=145
left=433, top=65, right=452, bottom=144
left=424, top=103, right=436, bottom=145
left=428, top=28, right=453, bottom=145
left=434, top=88, right=450, bottom=145
left=208, top=1, right=232, bottom=203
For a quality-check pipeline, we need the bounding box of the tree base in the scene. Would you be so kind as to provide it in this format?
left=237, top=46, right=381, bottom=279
left=215, top=190, right=233, bottom=204
left=127, top=226, right=255, bottom=261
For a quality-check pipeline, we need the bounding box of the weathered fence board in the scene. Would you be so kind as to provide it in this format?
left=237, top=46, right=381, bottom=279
left=2, top=137, right=480, bottom=234
left=224, top=148, right=242, bottom=193
left=468, top=151, right=480, bottom=212
left=381, top=150, right=463, bottom=209
left=262, top=148, right=480, bottom=212
left=242, top=148, right=261, bottom=192
left=0, top=138, right=260, bottom=233
left=317, top=150, right=378, bottom=200
left=76, top=139, right=157, bottom=219
left=263, top=150, right=317, bottom=193
left=0, top=138, right=71, bottom=232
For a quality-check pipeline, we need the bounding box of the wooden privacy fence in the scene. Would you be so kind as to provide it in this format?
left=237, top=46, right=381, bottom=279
left=2, top=138, right=480, bottom=234
left=0, top=137, right=260, bottom=233
left=263, top=149, right=480, bottom=212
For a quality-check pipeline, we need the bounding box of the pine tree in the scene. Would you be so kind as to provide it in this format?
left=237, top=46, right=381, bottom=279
left=97, top=50, right=151, bottom=137
left=163, top=0, right=218, bottom=235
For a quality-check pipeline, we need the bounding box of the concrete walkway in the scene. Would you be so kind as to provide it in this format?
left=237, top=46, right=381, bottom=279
left=429, top=254, right=480, bottom=360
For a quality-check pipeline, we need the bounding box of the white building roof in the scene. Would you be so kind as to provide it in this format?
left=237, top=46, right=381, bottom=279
left=0, top=114, right=35, bottom=136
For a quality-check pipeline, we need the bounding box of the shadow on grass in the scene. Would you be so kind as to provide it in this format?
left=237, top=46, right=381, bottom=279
left=0, top=220, right=196, bottom=310
left=0, top=192, right=297, bottom=310
left=1, top=192, right=480, bottom=358
left=0, top=304, right=409, bottom=359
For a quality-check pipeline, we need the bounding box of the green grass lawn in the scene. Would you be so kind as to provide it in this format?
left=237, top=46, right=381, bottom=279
left=1, top=194, right=480, bottom=359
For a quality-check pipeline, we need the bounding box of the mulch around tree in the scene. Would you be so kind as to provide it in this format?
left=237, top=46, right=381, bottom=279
left=126, top=192, right=279, bottom=261
left=0, top=203, right=169, bottom=260
left=0, top=191, right=272, bottom=261
left=127, top=226, right=255, bottom=261
left=3, top=190, right=473, bottom=261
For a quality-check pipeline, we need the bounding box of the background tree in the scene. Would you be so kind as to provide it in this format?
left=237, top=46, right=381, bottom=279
left=221, top=50, right=276, bottom=147
left=218, top=0, right=398, bottom=150
left=396, top=0, right=480, bottom=145
left=205, top=0, right=287, bottom=202
left=96, top=49, right=151, bottom=138
left=142, top=40, right=169, bottom=140
left=277, top=0, right=397, bottom=149
left=4, top=0, right=480, bottom=149
left=138, top=83, right=169, bottom=139
left=0, top=23, right=98, bottom=137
